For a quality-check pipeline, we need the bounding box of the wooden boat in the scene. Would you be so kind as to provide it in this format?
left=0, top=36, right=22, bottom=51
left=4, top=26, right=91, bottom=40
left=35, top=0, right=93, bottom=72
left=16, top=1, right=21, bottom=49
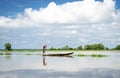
left=43, top=52, right=74, bottom=56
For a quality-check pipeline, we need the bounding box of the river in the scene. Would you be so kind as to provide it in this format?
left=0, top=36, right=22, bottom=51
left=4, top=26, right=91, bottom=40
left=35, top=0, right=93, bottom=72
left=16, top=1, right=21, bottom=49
left=0, top=51, right=120, bottom=78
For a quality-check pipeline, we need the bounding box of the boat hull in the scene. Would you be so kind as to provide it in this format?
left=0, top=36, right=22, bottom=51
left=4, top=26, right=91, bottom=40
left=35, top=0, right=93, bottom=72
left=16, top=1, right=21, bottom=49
left=43, top=52, right=74, bottom=56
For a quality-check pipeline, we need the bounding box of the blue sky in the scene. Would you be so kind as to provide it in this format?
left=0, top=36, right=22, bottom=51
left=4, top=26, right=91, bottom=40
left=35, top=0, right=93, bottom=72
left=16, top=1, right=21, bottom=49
left=0, top=0, right=81, bottom=16
left=0, top=0, right=120, bottom=49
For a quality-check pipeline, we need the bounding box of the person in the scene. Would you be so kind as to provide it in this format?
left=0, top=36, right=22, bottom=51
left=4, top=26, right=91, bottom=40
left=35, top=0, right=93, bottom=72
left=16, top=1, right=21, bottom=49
left=42, top=44, right=47, bottom=55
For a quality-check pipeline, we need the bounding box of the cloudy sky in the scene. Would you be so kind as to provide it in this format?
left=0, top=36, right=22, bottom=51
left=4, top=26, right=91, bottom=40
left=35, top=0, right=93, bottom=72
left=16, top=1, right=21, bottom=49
left=0, top=0, right=120, bottom=49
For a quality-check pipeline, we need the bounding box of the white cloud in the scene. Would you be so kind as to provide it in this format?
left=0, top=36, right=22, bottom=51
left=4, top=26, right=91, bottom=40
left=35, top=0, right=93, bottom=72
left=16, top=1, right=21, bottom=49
left=0, top=0, right=120, bottom=48
left=21, top=34, right=27, bottom=37
left=64, top=25, right=79, bottom=29
left=0, top=35, right=10, bottom=40
left=0, top=0, right=119, bottom=28
left=21, top=40, right=28, bottom=44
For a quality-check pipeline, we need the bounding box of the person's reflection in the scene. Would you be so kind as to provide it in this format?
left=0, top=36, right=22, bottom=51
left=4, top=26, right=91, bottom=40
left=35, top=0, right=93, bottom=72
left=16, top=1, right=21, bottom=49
left=42, top=56, right=47, bottom=68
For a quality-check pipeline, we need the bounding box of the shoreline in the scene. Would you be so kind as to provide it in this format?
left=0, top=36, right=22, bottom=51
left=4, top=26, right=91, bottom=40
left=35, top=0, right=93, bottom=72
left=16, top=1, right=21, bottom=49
left=0, top=50, right=120, bottom=52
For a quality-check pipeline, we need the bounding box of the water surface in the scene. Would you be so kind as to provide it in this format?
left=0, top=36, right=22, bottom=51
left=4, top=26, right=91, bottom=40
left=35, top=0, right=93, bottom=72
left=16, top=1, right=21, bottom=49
left=0, top=51, right=120, bottom=78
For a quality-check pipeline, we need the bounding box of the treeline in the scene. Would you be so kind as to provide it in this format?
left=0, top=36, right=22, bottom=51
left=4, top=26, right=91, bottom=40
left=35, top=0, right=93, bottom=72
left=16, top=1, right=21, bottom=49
left=12, top=49, right=41, bottom=51
left=49, top=43, right=120, bottom=50
left=1, top=42, right=120, bottom=51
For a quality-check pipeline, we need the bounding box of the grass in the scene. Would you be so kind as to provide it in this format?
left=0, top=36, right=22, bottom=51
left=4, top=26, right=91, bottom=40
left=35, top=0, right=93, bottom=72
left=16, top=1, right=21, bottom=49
left=0, top=52, right=12, bottom=55
left=0, top=53, right=4, bottom=55
left=77, top=54, right=108, bottom=57
left=18, top=54, right=34, bottom=55
left=5, top=53, right=11, bottom=55
left=18, top=54, right=41, bottom=55
left=89, top=54, right=108, bottom=57
left=77, top=54, right=87, bottom=57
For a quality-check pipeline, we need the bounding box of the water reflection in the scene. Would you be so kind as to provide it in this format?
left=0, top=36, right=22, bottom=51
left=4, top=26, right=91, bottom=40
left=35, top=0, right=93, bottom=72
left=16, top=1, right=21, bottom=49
left=0, top=51, right=120, bottom=78
left=42, top=56, right=47, bottom=68
left=42, top=55, right=73, bottom=69
left=5, top=55, right=11, bottom=59
left=42, top=55, right=74, bottom=70
left=0, top=68, right=120, bottom=78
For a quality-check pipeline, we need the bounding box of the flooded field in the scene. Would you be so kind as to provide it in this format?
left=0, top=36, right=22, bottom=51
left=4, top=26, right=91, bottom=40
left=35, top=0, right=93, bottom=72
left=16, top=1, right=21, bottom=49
left=0, top=51, right=120, bottom=78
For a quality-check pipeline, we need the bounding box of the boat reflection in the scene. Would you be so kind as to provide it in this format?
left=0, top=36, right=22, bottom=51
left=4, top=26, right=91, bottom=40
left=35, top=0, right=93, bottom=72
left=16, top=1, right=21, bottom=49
left=42, top=55, right=73, bottom=69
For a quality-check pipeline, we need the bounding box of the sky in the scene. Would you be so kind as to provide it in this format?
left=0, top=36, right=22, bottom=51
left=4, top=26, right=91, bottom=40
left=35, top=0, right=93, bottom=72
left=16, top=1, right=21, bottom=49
left=0, top=0, right=120, bottom=49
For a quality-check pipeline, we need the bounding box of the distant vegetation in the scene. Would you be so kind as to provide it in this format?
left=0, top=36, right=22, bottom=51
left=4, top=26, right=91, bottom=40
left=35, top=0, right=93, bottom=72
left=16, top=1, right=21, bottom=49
left=0, top=53, right=3, bottom=55
left=84, top=43, right=105, bottom=50
left=4, top=42, right=12, bottom=51
left=114, top=45, right=120, bottom=50
left=77, top=54, right=107, bottom=57
left=0, top=43, right=120, bottom=51
left=89, top=54, right=107, bottom=57
left=0, top=53, right=11, bottom=55
left=5, top=53, right=11, bottom=55
left=49, top=44, right=120, bottom=51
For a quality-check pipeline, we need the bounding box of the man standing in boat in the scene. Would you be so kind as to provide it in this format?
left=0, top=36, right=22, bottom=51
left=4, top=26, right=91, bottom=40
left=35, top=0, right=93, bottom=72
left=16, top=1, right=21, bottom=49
left=42, top=44, right=47, bottom=55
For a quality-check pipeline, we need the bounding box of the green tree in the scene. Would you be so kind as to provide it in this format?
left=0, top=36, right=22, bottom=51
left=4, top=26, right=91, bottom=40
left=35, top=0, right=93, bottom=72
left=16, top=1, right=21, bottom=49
left=97, top=43, right=105, bottom=50
left=84, top=43, right=105, bottom=50
left=77, top=45, right=83, bottom=50
left=84, top=45, right=91, bottom=50
left=62, top=45, right=73, bottom=50
left=49, top=47, right=57, bottom=50
left=57, top=48, right=62, bottom=50
left=69, top=47, right=74, bottom=50
left=105, top=47, right=109, bottom=50
left=62, top=45, right=69, bottom=50
left=4, top=42, right=12, bottom=50
left=115, top=45, right=120, bottom=50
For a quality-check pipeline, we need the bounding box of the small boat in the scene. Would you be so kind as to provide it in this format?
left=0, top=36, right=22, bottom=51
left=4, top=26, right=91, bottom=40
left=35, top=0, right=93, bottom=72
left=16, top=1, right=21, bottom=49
left=43, top=52, right=74, bottom=56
